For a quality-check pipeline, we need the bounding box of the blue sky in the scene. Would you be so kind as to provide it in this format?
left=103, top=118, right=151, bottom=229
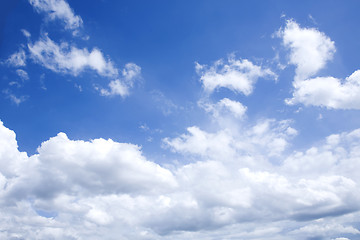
left=1, top=0, right=360, bottom=239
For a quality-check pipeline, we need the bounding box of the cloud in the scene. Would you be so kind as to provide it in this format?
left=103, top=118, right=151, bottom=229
left=164, top=119, right=297, bottom=160
left=5, top=49, right=26, bottom=67
left=286, top=67, right=360, bottom=109
left=28, top=35, right=118, bottom=77
left=196, top=55, right=277, bottom=95
left=1, top=118, right=360, bottom=239
left=99, top=79, right=130, bottom=97
left=27, top=35, right=140, bottom=97
left=151, top=90, right=179, bottom=116
left=278, top=19, right=335, bottom=81
left=21, top=29, right=31, bottom=38
left=99, top=63, right=141, bottom=97
left=199, top=97, right=247, bottom=119
left=28, top=0, right=83, bottom=32
left=278, top=20, right=360, bottom=110
left=291, top=222, right=360, bottom=236
left=3, top=90, right=28, bottom=105
left=16, top=69, right=29, bottom=81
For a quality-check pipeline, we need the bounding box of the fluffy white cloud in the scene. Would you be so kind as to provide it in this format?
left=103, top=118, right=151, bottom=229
left=28, top=35, right=118, bottom=77
left=27, top=35, right=140, bottom=97
left=0, top=121, right=29, bottom=178
left=278, top=19, right=335, bottom=81
left=1, top=114, right=360, bottom=239
left=196, top=56, right=277, bottom=95
left=6, top=49, right=26, bottom=67
left=200, top=97, right=247, bottom=119
left=286, top=69, right=360, bottom=109
left=278, top=20, right=360, bottom=109
left=100, top=63, right=141, bottom=97
left=28, top=0, right=83, bottom=32
left=100, top=79, right=129, bottom=97
left=164, top=119, right=297, bottom=159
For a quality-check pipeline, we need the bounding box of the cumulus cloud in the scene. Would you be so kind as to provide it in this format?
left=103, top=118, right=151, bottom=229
left=28, top=0, right=83, bottom=32
left=286, top=68, right=360, bottom=109
left=5, top=49, right=26, bottom=67
left=196, top=56, right=277, bottom=95
left=1, top=119, right=360, bottom=239
left=27, top=35, right=139, bottom=97
left=200, top=97, right=247, bottom=119
left=100, top=63, right=141, bottom=97
left=28, top=35, right=118, bottom=77
left=278, top=19, right=335, bottom=81
left=278, top=20, right=360, bottom=109
left=164, top=119, right=297, bottom=160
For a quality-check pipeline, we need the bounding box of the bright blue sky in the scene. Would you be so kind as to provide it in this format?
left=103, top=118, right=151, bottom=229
left=2, top=0, right=360, bottom=239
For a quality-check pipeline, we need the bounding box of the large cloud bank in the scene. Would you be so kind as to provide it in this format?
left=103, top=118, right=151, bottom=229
left=1, top=118, right=360, bottom=239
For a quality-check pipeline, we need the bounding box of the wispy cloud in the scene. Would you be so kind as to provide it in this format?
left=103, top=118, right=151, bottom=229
left=3, top=89, right=27, bottom=105
left=28, top=0, right=83, bottom=34
left=5, top=49, right=26, bottom=67
left=16, top=69, right=29, bottom=81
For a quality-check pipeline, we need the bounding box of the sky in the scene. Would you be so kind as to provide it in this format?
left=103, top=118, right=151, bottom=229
left=1, top=0, right=360, bottom=239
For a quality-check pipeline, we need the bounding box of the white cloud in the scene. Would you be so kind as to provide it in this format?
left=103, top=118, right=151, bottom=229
left=28, top=35, right=118, bottom=77
left=278, top=19, right=335, bottom=81
left=28, top=0, right=83, bottom=32
left=6, top=49, right=26, bottom=67
left=200, top=97, right=247, bottom=119
left=100, top=79, right=130, bottom=97
left=196, top=56, right=277, bottom=95
left=122, top=63, right=142, bottom=86
left=1, top=119, right=360, bottom=239
left=278, top=20, right=360, bottom=110
left=286, top=69, right=360, bottom=109
left=21, top=29, right=31, bottom=38
left=16, top=69, right=29, bottom=81
left=27, top=35, right=140, bottom=97
left=99, top=63, right=141, bottom=97
left=164, top=119, right=296, bottom=160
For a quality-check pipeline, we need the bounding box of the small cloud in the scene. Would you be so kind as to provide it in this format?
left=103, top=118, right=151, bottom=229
left=199, top=98, right=247, bottom=119
left=74, top=83, right=82, bottom=92
left=308, top=14, right=318, bottom=25
left=151, top=90, right=179, bottom=116
left=99, top=79, right=129, bottom=97
left=28, top=0, right=83, bottom=34
left=9, top=81, right=22, bottom=88
left=5, top=49, right=26, bottom=67
left=40, top=74, right=47, bottom=90
left=196, top=55, right=277, bottom=96
left=3, top=89, right=28, bottom=105
left=28, top=35, right=118, bottom=77
left=139, top=124, right=150, bottom=132
left=21, top=29, right=31, bottom=38
left=16, top=69, right=29, bottom=81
